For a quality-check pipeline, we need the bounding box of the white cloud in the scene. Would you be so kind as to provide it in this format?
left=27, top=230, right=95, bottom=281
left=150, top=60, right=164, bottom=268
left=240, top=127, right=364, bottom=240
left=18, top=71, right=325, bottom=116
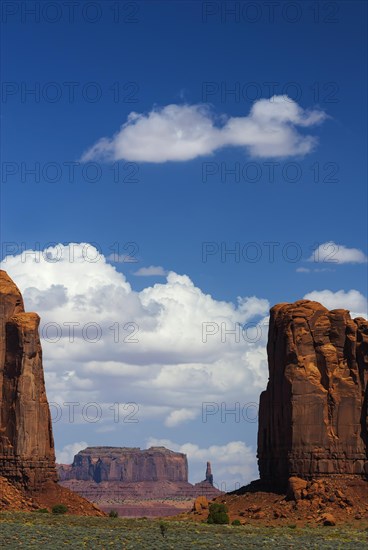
left=81, top=96, right=327, bottom=163
left=308, top=242, right=367, bottom=264
left=146, top=438, right=256, bottom=488
left=164, top=408, right=198, bottom=427
left=1, top=243, right=269, bottom=436
left=134, top=265, right=167, bottom=277
left=296, top=267, right=335, bottom=273
left=303, top=289, right=367, bottom=318
left=106, top=253, right=139, bottom=264
left=56, top=441, right=88, bottom=465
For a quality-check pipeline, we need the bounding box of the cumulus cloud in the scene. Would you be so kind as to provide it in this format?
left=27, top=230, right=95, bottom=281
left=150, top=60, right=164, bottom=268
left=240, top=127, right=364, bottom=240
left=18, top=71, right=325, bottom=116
left=81, top=96, right=327, bottom=163
left=134, top=265, right=167, bottom=277
left=303, top=289, right=367, bottom=318
left=146, top=438, right=256, bottom=488
left=56, top=441, right=88, bottom=465
left=308, top=242, right=367, bottom=264
left=0, top=243, right=269, bottom=437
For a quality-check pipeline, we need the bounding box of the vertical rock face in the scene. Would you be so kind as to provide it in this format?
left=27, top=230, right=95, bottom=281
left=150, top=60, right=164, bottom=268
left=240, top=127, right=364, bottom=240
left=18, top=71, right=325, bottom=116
left=0, top=270, right=56, bottom=490
left=58, top=447, right=188, bottom=483
left=258, top=300, right=368, bottom=483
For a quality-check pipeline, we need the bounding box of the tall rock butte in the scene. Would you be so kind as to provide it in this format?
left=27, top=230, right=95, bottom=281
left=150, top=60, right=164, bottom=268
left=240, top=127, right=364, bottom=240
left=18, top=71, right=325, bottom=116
left=258, top=299, right=368, bottom=484
left=0, top=270, right=103, bottom=514
left=0, top=270, right=56, bottom=490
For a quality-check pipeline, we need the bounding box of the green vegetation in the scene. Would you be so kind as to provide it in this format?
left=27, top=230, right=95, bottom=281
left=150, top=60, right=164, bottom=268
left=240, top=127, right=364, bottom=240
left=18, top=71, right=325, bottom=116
left=231, top=519, right=241, bottom=526
left=0, top=512, right=367, bottom=549
left=207, top=503, right=230, bottom=525
left=108, top=510, right=118, bottom=518
left=159, top=520, right=168, bottom=537
left=51, top=504, right=68, bottom=515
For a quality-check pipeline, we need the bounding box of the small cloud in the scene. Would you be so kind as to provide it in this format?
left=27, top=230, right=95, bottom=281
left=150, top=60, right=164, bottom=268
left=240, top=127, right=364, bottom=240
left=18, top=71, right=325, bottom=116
left=303, top=289, right=367, bottom=318
left=296, top=267, right=335, bottom=273
left=56, top=441, right=88, bottom=465
left=164, top=408, right=198, bottom=427
left=61, top=370, right=75, bottom=381
left=308, top=242, right=367, bottom=264
left=106, top=253, right=139, bottom=263
left=134, top=265, right=167, bottom=277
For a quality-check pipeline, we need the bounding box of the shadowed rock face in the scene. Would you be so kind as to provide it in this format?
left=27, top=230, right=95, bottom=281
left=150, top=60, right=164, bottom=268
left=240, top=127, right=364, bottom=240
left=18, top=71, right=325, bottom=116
left=58, top=446, right=188, bottom=483
left=258, top=300, right=368, bottom=483
left=0, top=270, right=56, bottom=490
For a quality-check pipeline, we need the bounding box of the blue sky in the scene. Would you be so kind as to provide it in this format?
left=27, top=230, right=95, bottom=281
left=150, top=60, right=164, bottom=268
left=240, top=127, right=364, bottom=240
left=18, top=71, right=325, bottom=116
left=1, top=1, right=367, bottom=487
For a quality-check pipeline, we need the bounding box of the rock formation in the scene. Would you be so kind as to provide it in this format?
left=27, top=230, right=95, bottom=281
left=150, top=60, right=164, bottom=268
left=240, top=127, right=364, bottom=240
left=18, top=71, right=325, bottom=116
left=58, top=446, right=188, bottom=483
left=0, top=270, right=56, bottom=491
left=57, top=447, right=222, bottom=516
left=205, top=461, right=213, bottom=486
left=0, top=270, right=103, bottom=515
left=258, top=299, right=368, bottom=484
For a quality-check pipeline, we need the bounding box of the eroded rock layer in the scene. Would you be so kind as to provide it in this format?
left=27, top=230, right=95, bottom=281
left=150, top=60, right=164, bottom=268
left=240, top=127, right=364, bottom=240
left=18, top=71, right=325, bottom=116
left=0, top=270, right=56, bottom=490
left=57, top=448, right=222, bottom=515
left=258, top=299, right=368, bottom=483
left=58, top=446, right=188, bottom=483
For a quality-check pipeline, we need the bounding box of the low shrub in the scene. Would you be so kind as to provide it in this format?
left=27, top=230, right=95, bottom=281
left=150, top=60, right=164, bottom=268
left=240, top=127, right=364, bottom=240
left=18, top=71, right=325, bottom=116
left=159, top=521, right=168, bottom=537
left=36, top=508, right=49, bottom=513
left=232, top=519, right=241, bottom=526
left=51, top=504, right=68, bottom=515
left=109, top=510, right=118, bottom=518
left=207, top=503, right=230, bottom=525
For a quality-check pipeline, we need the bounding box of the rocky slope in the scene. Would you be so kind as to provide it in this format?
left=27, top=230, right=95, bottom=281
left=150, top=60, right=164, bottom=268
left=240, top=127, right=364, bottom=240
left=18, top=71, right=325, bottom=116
left=0, top=270, right=103, bottom=515
left=258, top=299, right=368, bottom=483
left=184, top=476, right=368, bottom=527
left=185, top=299, right=367, bottom=526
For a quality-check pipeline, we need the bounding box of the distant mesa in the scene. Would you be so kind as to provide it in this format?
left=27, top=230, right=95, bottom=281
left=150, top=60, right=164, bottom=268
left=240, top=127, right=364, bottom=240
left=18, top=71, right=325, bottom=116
left=58, top=446, right=188, bottom=483
left=258, top=299, right=368, bottom=484
left=57, top=447, right=222, bottom=516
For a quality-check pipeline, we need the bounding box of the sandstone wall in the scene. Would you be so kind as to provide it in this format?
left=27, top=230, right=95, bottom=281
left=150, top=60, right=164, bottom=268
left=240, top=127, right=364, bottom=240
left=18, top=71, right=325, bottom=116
left=258, top=299, right=368, bottom=482
left=0, top=270, right=56, bottom=490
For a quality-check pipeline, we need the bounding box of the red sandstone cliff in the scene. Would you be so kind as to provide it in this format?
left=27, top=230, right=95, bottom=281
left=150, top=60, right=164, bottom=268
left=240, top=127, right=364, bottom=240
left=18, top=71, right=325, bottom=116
left=258, top=299, right=368, bottom=483
left=0, top=270, right=103, bottom=515
left=0, top=270, right=56, bottom=490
